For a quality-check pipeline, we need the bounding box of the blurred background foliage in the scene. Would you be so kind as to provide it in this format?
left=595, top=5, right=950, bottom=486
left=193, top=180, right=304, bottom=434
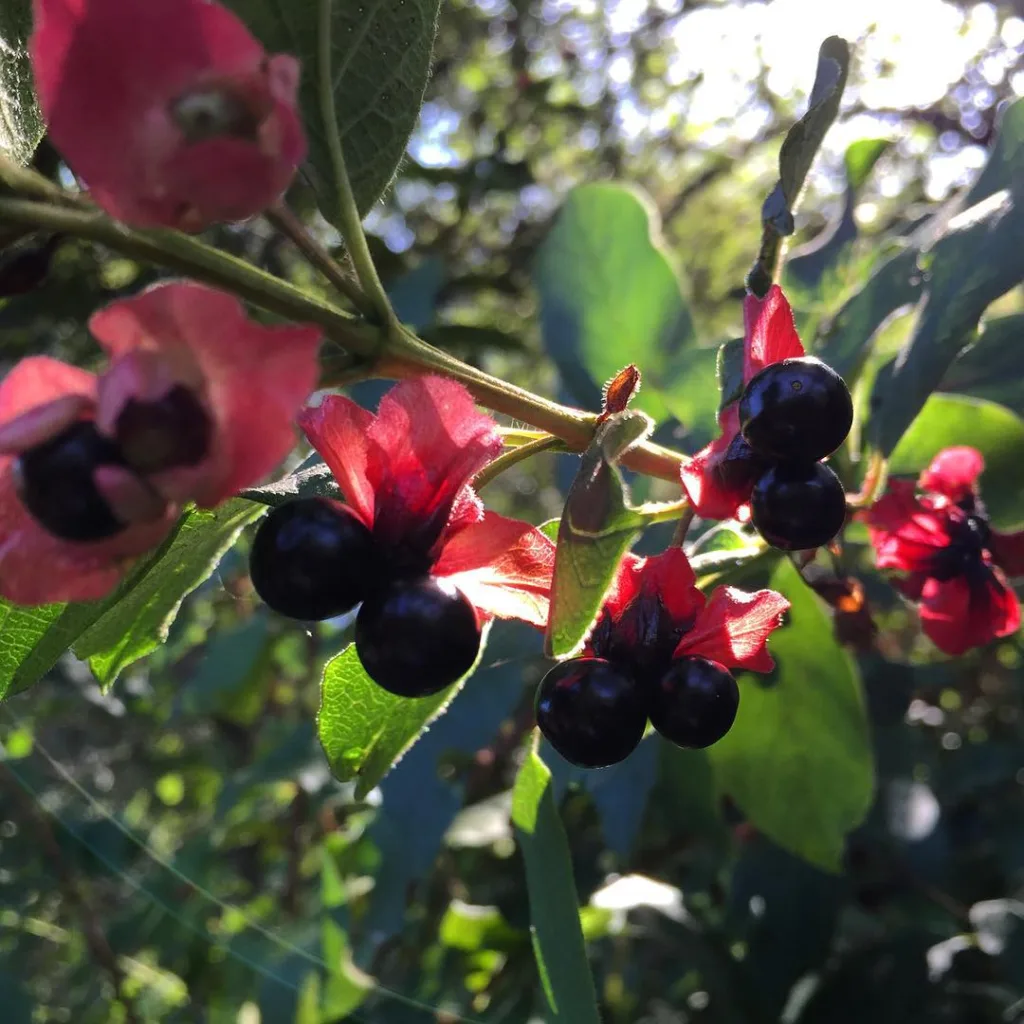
left=2, top=0, right=1024, bottom=1021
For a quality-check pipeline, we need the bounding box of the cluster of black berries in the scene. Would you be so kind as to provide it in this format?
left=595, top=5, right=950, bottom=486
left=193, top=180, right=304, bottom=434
left=534, top=608, right=739, bottom=769
left=15, top=388, right=211, bottom=542
left=249, top=497, right=481, bottom=698
left=731, top=356, right=853, bottom=550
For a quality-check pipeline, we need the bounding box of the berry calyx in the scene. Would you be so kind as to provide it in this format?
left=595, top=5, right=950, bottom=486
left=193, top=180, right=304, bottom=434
left=15, top=420, right=128, bottom=542
left=115, top=385, right=212, bottom=474
left=739, top=356, right=853, bottom=463
left=535, top=657, right=647, bottom=769
left=647, top=656, right=739, bottom=749
left=249, top=497, right=377, bottom=621
left=355, top=577, right=480, bottom=698
left=750, top=461, right=847, bottom=551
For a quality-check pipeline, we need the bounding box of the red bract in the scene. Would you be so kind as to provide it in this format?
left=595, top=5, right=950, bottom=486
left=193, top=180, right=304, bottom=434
left=31, top=0, right=305, bottom=231
left=90, top=281, right=321, bottom=507
left=0, top=358, right=177, bottom=604
left=0, top=282, right=320, bottom=605
left=585, top=547, right=789, bottom=676
left=298, top=377, right=556, bottom=628
left=863, top=446, right=1024, bottom=656
left=681, top=285, right=804, bottom=521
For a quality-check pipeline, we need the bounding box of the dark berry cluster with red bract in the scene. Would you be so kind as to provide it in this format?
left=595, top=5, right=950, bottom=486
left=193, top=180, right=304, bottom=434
left=244, top=378, right=557, bottom=701
left=533, top=548, right=789, bottom=769
left=250, top=496, right=482, bottom=698
left=536, top=651, right=739, bottom=769
left=739, top=356, right=852, bottom=550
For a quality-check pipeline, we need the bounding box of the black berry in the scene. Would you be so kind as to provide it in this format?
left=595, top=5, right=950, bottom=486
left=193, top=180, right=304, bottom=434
left=739, top=356, right=852, bottom=463
left=355, top=577, right=480, bottom=698
left=535, top=657, right=647, bottom=769
left=715, top=431, right=768, bottom=495
left=750, top=461, right=847, bottom=551
left=115, top=385, right=212, bottom=474
left=249, top=498, right=377, bottom=621
left=15, top=421, right=128, bottom=542
left=647, top=656, right=739, bottom=749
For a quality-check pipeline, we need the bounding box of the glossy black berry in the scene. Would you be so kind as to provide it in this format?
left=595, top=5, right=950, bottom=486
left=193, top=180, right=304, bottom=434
left=115, top=385, right=212, bottom=474
left=715, top=431, right=768, bottom=495
left=249, top=498, right=377, bottom=621
left=647, top=656, right=739, bottom=749
left=355, top=577, right=480, bottom=698
left=750, top=461, right=847, bottom=551
left=535, top=657, right=647, bottom=769
left=15, top=421, right=128, bottom=542
left=739, top=356, right=853, bottom=463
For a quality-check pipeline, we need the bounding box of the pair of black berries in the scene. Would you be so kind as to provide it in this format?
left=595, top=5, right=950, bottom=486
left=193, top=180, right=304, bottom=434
left=14, top=388, right=211, bottom=543
left=536, top=654, right=739, bottom=769
left=731, top=356, right=853, bottom=551
left=249, top=498, right=482, bottom=698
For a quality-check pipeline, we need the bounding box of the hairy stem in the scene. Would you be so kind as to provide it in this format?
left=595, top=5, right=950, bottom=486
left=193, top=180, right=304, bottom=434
left=474, top=434, right=565, bottom=489
left=265, top=203, right=374, bottom=317
left=316, top=0, right=396, bottom=328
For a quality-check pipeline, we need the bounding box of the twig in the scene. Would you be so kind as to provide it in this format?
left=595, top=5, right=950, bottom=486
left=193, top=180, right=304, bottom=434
left=265, top=203, right=376, bottom=318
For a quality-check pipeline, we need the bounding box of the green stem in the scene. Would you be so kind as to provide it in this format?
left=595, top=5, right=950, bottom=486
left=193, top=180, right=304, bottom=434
left=0, top=152, right=86, bottom=207
left=265, top=202, right=374, bottom=317
left=0, top=196, right=688, bottom=484
left=0, top=196, right=376, bottom=344
left=633, top=497, right=691, bottom=528
left=316, top=0, right=396, bottom=329
left=474, top=435, right=564, bottom=490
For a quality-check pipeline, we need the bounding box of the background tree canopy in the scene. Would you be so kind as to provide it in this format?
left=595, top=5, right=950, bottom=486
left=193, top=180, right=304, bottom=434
left=1, top=0, right=1024, bottom=1021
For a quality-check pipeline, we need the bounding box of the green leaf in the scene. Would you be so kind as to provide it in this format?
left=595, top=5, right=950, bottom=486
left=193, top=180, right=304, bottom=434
left=545, top=412, right=650, bottom=658
left=708, top=559, right=873, bottom=872
left=439, top=901, right=522, bottom=952
left=177, top=614, right=269, bottom=720
left=318, top=627, right=490, bottom=799
left=888, top=393, right=1024, bottom=530
left=963, top=96, right=1024, bottom=205
left=844, top=137, right=892, bottom=192
left=511, top=740, right=601, bottom=1024
left=716, top=337, right=745, bottom=411
left=784, top=138, right=891, bottom=290
left=936, top=314, right=1024, bottom=416
left=760, top=37, right=850, bottom=238
left=815, top=244, right=923, bottom=381
left=74, top=499, right=263, bottom=688
left=0, top=1, right=44, bottom=165
left=320, top=864, right=373, bottom=1024
left=0, top=601, right=82, bottom=702
left=0, top=500, right=261, bottom=700
left=870, top=118, right=1024, bottom=455
left=534, top=182, right=697, bottom=424
left=225, top=0, right=441, bottom=215
left=240, top=461, right=341, bottom=507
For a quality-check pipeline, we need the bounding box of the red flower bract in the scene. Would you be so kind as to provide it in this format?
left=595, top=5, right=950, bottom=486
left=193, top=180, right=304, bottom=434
left=863, top=446, right=1024, bottom=656
left=298, top=378, right=557, bottom=628
left=0, top=357, right=176, bottom=605
left=90, top=281, right=321, bottom=507
left=31, top=0, right=306, bottom=231
left=0, top=282, right=320, bottom=606
left=681, top=285, right=804, bottom=521
left=585, top=546, right=789, bottom=676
